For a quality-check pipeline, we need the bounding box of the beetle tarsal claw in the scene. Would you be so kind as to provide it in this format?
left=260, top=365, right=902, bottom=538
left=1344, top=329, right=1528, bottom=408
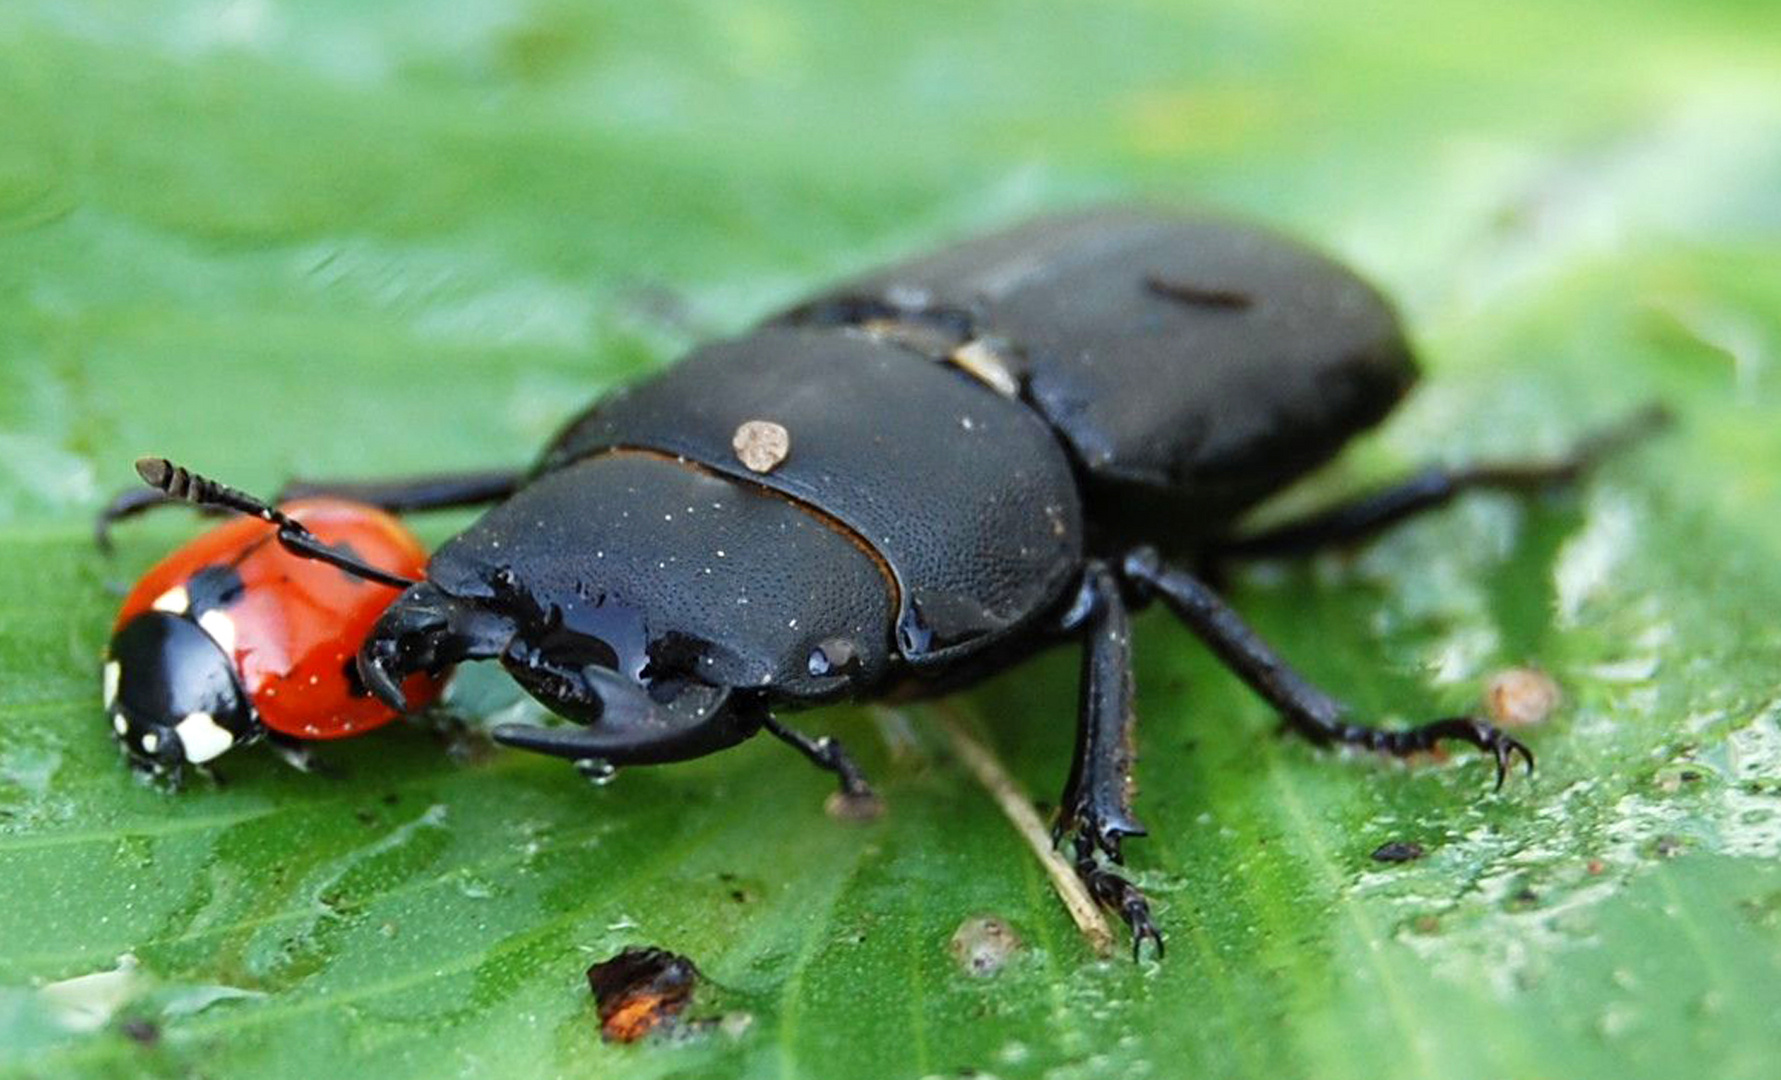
left=1069, top=831, right=1163, bottom=960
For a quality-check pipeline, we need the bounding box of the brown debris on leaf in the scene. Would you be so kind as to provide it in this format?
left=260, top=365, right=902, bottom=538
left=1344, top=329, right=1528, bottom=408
left=587, top=947, right=700, bottom=1044
left=948, top=915, right=1024, bottom=976
left=1371, top=840, right=1426, bottom=863
left=1482, top=666, right=1561, bottom=728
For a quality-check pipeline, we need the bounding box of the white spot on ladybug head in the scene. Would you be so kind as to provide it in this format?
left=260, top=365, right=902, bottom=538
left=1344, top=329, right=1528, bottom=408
left=141, top=732, right=160, bottom=755
left=173, top=711, right=235, bottom=764
left=151, top=585, right=190, bottom=614
left=198, top=609, right=238, bottom=656
left=102, top=661, right=121, bottom=708
left=112, top=713, right=129, bottom=737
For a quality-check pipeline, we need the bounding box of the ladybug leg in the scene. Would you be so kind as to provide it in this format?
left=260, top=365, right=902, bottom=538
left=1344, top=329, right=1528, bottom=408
left=1121, top=548, right=1533, bottom=791
left=1054, top=561, right=1159, bottom=959
left=265, top=734, right=341, bottom=778
left=1213, top=404, right=1668, bottom=560
left=125, top=752, right=184, bottom=790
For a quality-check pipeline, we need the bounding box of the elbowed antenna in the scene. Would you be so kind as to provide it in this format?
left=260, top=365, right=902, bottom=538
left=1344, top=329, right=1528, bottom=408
left=134, top=456, right=419, bottom=590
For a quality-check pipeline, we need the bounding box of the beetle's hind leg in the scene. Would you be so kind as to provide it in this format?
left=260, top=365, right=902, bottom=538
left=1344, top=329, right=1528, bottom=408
left=1056, top=561, right=1163, bottom=960
left=1121, top=548, right=1533, bottom=790
left=1212, top=404, right=1670, bottom=560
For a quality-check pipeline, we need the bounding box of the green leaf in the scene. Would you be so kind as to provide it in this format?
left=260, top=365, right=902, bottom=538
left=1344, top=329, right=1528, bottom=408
left=3, top=2, right=1779, bottom=1077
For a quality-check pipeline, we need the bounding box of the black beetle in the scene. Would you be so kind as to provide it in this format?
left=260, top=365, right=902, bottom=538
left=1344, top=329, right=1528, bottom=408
left=117, top=208, right=1662, bottom=957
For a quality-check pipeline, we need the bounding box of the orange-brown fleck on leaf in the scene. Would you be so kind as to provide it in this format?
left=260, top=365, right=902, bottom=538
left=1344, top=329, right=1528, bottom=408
left=587, top=947, right=699, bottom=1044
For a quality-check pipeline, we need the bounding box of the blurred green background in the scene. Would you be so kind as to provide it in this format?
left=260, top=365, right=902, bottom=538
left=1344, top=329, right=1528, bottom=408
left=2, top=1, right=1779, bottom=1077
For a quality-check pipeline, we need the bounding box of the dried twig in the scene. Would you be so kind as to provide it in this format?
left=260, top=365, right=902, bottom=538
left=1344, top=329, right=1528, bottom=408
left=933, top=703, right=1116, bottom=958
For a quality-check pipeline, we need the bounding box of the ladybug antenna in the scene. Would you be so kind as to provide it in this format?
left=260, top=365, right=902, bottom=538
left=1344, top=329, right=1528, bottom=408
left=134, top=457, right=419, bottom=590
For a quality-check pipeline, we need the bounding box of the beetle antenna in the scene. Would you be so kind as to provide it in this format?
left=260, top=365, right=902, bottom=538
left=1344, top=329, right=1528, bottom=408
left=134, top=457, right=419, bottom=590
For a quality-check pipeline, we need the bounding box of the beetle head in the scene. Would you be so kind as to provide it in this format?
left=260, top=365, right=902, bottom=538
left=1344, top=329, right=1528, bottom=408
left=359, top=453, right=897, bottom=770
left=358, top=578, right=759, bottom=767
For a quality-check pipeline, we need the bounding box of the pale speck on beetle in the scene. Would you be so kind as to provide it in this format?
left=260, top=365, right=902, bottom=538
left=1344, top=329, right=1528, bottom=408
left=732, top=419, right=791, bottom=473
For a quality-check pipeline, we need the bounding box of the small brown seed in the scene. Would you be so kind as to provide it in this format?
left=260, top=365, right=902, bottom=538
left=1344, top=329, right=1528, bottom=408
left=1483, top=667, right=1561, bottom=728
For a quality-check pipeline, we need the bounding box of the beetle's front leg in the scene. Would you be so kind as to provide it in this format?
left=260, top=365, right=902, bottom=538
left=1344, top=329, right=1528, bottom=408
left=1121, top=548, right=1533, bottom=789
left=1055, top=561, right=1161, bottom=959
left=97, top=465, right=523, bottom=551
left=760, top=714, right=883, bottom=818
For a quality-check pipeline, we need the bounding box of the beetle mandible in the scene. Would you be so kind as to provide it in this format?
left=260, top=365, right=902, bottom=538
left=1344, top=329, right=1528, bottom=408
left=121, top=209, right=1662, bottom=957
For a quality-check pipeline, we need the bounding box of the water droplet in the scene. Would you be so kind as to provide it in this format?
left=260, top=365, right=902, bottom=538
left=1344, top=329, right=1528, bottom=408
left=807, top=637, right=860, bottom=678
left=577, top=758, right=618, bottom=786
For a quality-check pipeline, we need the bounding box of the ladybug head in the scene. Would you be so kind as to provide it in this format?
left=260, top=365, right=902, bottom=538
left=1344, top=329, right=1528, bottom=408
left=104, top=610, right=257, bottom=774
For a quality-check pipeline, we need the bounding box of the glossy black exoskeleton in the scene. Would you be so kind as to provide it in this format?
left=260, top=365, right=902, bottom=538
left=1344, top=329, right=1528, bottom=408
left=117, top=209, right=1664, bottom=957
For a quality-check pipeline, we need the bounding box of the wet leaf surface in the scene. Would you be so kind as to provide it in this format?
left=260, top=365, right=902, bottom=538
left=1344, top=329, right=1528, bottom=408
left=2, top=1, right=1779, bottom=1077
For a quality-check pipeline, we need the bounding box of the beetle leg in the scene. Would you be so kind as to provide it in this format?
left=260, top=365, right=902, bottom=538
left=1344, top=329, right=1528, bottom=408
left=1054, top=561, right=1161, bottom=958
left=1122, top=548, right=1533, bottom=789
left=96, top=467, right=521, bottom=551
left=274, top=469, right=522, bottom=514
left=93, top=489, right=209, bottom=552
left=760, top=713, right=878, bottom=804
left=1072, top=833, right=1165, bottom=962
left=1055, top=562, right=1147, bottom=860
left=1214, top=404, right=1670, bottom=560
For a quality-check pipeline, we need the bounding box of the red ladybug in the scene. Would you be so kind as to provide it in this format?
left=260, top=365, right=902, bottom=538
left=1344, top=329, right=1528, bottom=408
left=104, top=498, right=445, bottom=775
